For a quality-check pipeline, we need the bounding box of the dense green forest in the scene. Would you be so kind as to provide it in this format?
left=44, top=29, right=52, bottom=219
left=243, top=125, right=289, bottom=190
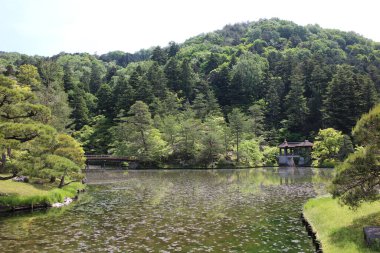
left=1, top=18, right=380, bottom=168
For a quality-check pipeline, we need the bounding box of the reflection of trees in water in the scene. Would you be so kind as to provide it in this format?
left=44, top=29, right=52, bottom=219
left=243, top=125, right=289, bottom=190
left=278, top=167, right=313, bottom=185
left=1, top=168, right=326, bottom=252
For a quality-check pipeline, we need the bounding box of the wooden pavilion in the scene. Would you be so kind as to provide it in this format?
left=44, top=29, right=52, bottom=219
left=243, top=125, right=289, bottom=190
left=278, top=140, right=313, bottom=166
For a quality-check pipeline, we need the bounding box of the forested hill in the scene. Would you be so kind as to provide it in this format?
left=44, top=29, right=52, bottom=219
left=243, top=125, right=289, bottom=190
left=1, top=18, right=379, bottom=166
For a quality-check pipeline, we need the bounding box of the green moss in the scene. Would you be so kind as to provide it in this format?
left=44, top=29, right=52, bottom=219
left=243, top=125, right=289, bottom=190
left=0, top=180, right=85, bottom=208
left=304, top=196, right=380, bottom=253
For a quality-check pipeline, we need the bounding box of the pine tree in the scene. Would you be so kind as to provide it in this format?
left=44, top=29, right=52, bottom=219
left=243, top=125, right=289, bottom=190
left=97, top=83, right=115, bottom=118
left=70, top=85, right=90, bottom=130
left=323, top=65, right=377, bottom=134
left=164, top=58, right=181, bottom=92
left=228, top=108, right=248, bottom=163
left=179, top=60, right=196, bottom=100
left=265, top=76, right=283, bottom=129
left=151, top=46, right=168, bottom=65
left=114, top=77, right=135, bottom=116
left=147, top=62, right=168, bottom=99
left=284, top=66, right=308, bottom=133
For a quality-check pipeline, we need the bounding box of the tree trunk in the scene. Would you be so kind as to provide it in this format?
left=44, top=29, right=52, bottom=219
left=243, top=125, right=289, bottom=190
left=140, top=129, right=148, bottom=152
left=7, top=148, right=12, bottom=158
left=0, top=152, right=6, bottom=172
left=50, top=176, right=56, bottom=183
left=58, top=168, right=68, bottom=188
left=236, top=131, right=240, bottom=164
left=58, top=175, right=65, bottom=188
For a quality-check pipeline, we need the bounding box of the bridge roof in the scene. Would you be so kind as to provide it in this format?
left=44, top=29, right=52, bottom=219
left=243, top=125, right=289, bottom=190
left=278, top=140, right=313, bottom=148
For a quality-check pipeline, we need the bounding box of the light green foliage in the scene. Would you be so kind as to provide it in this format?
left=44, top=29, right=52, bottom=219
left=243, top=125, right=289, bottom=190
left=2, top=18, right=380, bottom=168
left=331, top=104, right=380, bottom=207
left=156, top=114, right=181, bottom=150
left=54, top=133, right=86, bottom=167
left=262, top=146, right=278, bottom=166
left=0, top=75, right=85, bottom=186
left=228, top=108, right=249, bottom=163
left=198, top=116, right=225, bottom=166
left=177, top=110, right=202, bottom=161
left=312, top=128, right=344, bottom=167
left=239, top=139, right=263, bottom=166
left=0, top=75, right=53, bottom=175
left=230, top=52, right=268, bottom=105
left=248, top=99, right=266, bottom=138
left=111, top=101, right=169, bottom=163
left=331, top=146, right=380, bottom=207
left=352, top=104, right=380, bottom=148
left=17, top=64, right=40, bottom=88
left=37, top=61, right=72, bottom=131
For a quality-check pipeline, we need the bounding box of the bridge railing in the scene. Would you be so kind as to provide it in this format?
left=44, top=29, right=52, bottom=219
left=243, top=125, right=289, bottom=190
left=85, top=155, right=112, bottom=158
left=85, top=155, right=136, bottom=161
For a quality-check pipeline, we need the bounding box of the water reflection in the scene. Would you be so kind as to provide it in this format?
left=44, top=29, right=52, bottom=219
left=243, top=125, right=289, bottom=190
left=0, top=167, right=332, bottom=253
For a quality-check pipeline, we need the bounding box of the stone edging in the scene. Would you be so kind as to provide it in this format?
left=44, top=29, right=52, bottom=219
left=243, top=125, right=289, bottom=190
left=301, top=212, right=323, bottom=253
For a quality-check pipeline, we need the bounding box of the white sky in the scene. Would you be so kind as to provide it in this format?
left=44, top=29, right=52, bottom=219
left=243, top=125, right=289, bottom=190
left=0, top=0, right=379, bottom=56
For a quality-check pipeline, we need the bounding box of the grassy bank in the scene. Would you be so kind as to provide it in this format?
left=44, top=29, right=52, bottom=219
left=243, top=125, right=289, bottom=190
left=303, top=196, right=380, bottom=253
left=0, top=179, right=85, bottom=209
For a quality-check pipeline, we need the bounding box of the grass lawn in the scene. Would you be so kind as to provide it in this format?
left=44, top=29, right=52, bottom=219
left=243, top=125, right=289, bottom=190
left=304, top=196, right=380, bottom=253
left=0, top=178, right=85, bottom=208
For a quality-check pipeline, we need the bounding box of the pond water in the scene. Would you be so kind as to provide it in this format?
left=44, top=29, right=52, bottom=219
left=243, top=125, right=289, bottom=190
left=0, top=167, right=332, bottom=253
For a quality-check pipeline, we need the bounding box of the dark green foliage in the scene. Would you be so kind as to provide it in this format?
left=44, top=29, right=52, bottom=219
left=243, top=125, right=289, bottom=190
left=323, top=65, right=378, bottom=134
left=167, top=41, right=180, bottom=57
left=1, top=18, right=380, bottom=159
left=151, top=46, right=168, bottom=65
left=147, top=62, right=168, bottom=99
left=331, top=146, right=380, bottom=208
left=164, top=58, right=181, bottom=92
left=331, top=104, right=380, bottom=208
left=265, top=76, right=283, bottom=129
left=69, top=86, right=90, bottom=130
left=96, top=83, right=115, bottom=118
left=284, top=65, right=308, bottom=133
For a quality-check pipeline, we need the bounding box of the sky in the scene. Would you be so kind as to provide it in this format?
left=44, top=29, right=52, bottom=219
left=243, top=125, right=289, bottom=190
left=0, top=0, right=379, bottom=56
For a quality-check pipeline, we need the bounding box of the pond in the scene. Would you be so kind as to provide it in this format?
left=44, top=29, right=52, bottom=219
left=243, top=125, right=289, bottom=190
left=0, top=167, right=332, bottom=253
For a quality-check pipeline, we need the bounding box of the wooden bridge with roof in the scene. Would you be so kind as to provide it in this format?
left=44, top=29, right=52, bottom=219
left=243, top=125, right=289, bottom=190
left=277, top=140, right=314, bottom=166
left=85, top=155, right=136, bottom=169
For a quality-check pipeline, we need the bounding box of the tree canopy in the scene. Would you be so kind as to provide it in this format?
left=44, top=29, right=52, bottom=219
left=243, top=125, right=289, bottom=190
left=1, top=18, right=380, bottom=167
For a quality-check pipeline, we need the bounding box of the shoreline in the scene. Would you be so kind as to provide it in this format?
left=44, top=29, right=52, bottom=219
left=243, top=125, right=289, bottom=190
left=301, top=212, right=323, bottom=253
left=0, top=183, right=86, bottom=214
left=303, top=196, right=380, bottom=253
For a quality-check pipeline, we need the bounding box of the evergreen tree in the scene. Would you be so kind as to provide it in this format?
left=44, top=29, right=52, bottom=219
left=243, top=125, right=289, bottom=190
left=38, top=61, right=72, bottom=131
left=96, top=83, right=115, bottom=118
left=284, top=66, right=308, bottom=133
left=179, top=60, right=196, bottom=100
left=164, top=58, right=181, bottom=92
left=151, top=46, right=168, bottom=65
left=114, top=77, right=135, bottom=116
left=228, top=108, right=248, bottom=163
left=265, top=76, right=283, bottom=129
left=209, top=64, right=231, bottom=107
left=248, top=100, right=266, bottom=138
left=147, top=62, right=168, bottom=99
left=69, top=85, right=90, bottom=130
left=323, top=65, right=377, bottom=134
left=0, top=75, right=54, bottom=178
left=167, top=41, right=180, bottom=57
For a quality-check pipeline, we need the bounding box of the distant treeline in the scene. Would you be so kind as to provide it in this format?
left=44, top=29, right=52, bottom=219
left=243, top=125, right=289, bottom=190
left=1, top=18, right=379, bottom=167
